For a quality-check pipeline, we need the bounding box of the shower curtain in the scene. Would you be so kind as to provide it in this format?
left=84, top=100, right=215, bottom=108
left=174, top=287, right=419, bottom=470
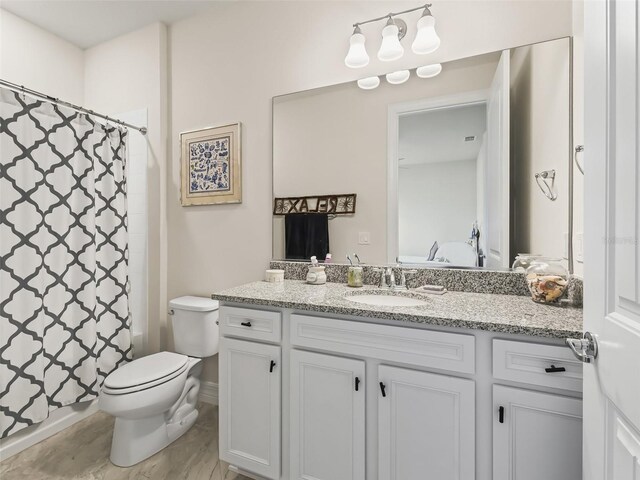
left=0, top=87, right=132, bottom=438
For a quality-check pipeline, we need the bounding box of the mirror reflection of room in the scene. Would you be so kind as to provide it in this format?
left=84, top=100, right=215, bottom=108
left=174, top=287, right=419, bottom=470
left=273, top=37, right=574, bottom=271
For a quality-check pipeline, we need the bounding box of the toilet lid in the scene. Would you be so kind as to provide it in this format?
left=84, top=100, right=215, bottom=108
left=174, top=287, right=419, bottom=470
left=104, top=351, right=189, bottom=390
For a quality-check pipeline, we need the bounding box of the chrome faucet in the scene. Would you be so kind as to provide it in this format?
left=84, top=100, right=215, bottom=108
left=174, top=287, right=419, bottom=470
left=373, top=266, right=417, bottom=290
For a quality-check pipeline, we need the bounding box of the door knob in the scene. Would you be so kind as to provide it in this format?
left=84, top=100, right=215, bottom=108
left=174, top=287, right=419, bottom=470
left=566, top=331, right=598, bottom=363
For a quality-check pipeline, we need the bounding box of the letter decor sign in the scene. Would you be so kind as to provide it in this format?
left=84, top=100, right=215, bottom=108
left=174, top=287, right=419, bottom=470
left=273, top=194, right=357, bottom=215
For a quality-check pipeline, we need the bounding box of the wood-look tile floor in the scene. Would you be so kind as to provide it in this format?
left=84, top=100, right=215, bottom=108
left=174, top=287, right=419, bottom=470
left=0, top=403, right=251, bottom=480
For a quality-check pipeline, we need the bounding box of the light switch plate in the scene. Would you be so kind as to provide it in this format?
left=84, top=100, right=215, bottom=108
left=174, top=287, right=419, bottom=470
left=358, top=232, right=370, bottom=245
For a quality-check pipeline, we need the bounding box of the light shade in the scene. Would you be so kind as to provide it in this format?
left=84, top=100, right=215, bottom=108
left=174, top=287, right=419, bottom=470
left=378, top=23, right=404, bottom=62
left=357, top=76, right=380, bottom=90
left=386, top=70, right=410, bottom=85
left=416, top=63, right=442, bottom=78
left=412, top=14, right=440, bottom=55
left=344, top=27, right=369, bottom=68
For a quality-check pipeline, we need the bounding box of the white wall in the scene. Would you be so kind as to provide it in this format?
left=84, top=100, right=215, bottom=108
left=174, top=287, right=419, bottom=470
left=399, top=160, right=477, bottom=257
left=169, top=0, right=573, bottom=383
left=0, top=9, right=84, bottom=104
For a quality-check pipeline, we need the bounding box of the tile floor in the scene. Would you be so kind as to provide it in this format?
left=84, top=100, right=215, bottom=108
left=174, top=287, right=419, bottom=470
left=0, top=403, right=251, bottom=480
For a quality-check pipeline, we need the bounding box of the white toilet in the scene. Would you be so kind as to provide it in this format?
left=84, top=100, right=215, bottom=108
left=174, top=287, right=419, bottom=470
left=99, top=296, right=219, bottom=467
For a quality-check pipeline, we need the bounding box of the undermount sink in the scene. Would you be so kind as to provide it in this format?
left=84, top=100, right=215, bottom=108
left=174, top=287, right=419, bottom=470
left=346, top=293, right=428, bottom=307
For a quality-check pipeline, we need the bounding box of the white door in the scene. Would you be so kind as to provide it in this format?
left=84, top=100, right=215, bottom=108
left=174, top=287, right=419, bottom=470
left=377, top=365, right=475, bottom=480
left=290, top=349, right=365, bottom=480
left=493, top=385, right=582, bottom=480
left=485, top=50, right=510, bottom=269
left=582, top=1, right=640, bottom=479
left=219, top=338, right=281, bottom=480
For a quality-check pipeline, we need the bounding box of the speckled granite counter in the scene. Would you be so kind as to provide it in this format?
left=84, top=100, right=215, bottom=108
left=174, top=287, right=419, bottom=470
left=212, top=280, right=583, bottom=339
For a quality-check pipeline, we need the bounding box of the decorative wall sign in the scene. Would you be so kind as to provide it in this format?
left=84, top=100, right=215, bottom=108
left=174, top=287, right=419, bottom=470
left=273, top=194, right=357, bottom=215
left=180, top=123, right=241, bottom=206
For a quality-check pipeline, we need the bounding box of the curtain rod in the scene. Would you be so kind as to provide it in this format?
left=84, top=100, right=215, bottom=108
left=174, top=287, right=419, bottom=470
left=0, top=78, right=147, bottom=135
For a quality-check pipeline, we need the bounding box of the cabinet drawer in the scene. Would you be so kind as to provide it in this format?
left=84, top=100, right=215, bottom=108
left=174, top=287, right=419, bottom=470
left=492, top=339, right=583, bottom=392
left=291, top=314, right=475, bottom=374
left=220, top=306, right=282, bottom=343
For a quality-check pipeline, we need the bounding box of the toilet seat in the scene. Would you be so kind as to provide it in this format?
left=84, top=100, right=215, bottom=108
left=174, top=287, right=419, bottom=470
left=102, top=351, right=189, bottom=395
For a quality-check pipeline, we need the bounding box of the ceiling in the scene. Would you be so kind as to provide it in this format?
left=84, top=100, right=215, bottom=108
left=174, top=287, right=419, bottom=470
left=398, top=103, right=487, bottom=167
left=0, top=0, right=214, bottom=49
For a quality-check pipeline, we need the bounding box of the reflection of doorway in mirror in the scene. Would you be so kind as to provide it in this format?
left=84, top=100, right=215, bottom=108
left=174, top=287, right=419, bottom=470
left=388, top=51, right=512, bottom=269
left=396, top=102, right=487, bottom=268
left=388, top=88, right=496, bottom=268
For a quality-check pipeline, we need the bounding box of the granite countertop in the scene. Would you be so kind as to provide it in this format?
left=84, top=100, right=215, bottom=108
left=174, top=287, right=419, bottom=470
left=211, top=280, right=583, bottom=339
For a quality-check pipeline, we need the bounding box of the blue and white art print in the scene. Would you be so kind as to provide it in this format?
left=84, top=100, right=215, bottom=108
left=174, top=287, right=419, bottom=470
left=180, top=123, right=242, bottom=206
left=188, top=137, right=231, bottom=193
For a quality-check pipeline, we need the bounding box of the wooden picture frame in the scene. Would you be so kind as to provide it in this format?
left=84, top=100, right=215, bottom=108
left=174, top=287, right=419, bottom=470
left=180, top=123, right=242, bottom=206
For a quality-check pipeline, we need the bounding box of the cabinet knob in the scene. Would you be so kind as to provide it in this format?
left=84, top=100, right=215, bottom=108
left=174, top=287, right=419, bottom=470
left=379, top=382, right=387, bottom=397
left=355, top=377, right=360, bottom=391
left=269, top=360, right=276, bottom=373
left=240, top=321, right=252, bottom=327
left=498, top=406, right=505, bottom=424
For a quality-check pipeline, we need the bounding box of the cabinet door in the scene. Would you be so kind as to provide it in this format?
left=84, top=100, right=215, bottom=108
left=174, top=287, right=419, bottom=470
left=378, top=365, right=475, bottom=480
left=219, top=338, right=280, bottom=480
left=493, top=385, right=582, bottom=480
left=290, top=349, right=365, bottom=480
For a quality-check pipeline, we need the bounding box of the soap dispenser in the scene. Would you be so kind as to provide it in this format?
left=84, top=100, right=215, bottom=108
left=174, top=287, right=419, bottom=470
left=306, top=256, right=327, bottom=285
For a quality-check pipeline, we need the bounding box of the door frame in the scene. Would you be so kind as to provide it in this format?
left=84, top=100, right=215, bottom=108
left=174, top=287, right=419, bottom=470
left=583, top=1, right=608, bottom=478
left=386, top=90, right=489, bottom=263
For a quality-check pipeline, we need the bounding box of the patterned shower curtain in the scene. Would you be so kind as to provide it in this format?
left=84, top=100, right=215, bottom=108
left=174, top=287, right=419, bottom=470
left=0, top=87, right=132, bottom=438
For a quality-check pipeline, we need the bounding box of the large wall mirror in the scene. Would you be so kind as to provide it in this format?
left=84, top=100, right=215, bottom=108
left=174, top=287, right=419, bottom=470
left=273, top=37, right=575, bottom=270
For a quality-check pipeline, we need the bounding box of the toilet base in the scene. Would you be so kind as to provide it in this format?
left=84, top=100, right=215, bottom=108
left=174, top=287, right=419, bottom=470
left=110, top=408, right=199, bottom=467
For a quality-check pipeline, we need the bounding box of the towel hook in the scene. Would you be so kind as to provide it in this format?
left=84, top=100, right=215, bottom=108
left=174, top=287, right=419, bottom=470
left=535, top=169, right=558, bottom=201
left=574, top=145, right=584, bottom=175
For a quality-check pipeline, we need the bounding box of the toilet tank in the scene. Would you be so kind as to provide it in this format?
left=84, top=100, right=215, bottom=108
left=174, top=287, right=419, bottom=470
left=169, top=296, right=220, bottom=357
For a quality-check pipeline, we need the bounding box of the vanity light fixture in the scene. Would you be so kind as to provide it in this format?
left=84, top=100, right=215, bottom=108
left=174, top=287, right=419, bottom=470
left=416, top=63, right=442, bottom=78
left=386, top=70, right=411, bottom=85
left=345, top=26, right=370, bottom=68
left=412, top=6, right=441, bottom=54
left=346, top=4, right=440, bottom=68
left=378, top=17, right=406, bottom=62
left=357, top=76, right=381, bottom=90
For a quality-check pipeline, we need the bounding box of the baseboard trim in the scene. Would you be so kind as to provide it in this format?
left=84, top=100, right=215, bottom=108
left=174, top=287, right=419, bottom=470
left=199, top=381, right=219, bottom=405
left=0, top=400, right=99, bottom=462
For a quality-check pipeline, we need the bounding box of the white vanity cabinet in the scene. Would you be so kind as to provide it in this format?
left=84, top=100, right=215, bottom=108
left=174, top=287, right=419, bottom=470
left=219, top=337, right=281, bottom=479
left=492, top=385, right=582, bottom=480
left=290, top=349, right=365, bottom=480
left=491, top=339, right=583, bottom=480
left=217, top=305, right=583, bottom=480
left=378, top=365, right=475, bottom=480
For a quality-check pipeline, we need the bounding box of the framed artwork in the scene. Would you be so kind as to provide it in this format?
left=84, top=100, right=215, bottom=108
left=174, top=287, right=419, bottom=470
left=180, top=123, right=242, bottom=206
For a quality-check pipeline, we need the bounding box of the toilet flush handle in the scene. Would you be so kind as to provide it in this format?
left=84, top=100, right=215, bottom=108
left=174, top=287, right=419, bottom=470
left=168, top=309, right=175, bottom=315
